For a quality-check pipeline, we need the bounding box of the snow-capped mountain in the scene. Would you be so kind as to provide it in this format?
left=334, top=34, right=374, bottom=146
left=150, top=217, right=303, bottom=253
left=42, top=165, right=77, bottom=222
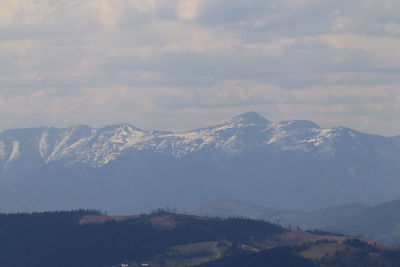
left=1, top=112, right=273, bottom=170
left=1, top=111, right=394, bottom=170
left=0, top=112, right=399, bottom=213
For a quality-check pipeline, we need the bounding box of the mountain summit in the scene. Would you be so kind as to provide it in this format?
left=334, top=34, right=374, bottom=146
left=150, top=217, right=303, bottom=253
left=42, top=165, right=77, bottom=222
left=230, top=111, right=271, bottom=126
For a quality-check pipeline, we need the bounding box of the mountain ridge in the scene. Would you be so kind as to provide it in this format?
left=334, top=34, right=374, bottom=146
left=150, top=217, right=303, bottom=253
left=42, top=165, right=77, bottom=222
left=0, top=111, right=399, bottom=212
left=1, top=111, right=397, bottom=171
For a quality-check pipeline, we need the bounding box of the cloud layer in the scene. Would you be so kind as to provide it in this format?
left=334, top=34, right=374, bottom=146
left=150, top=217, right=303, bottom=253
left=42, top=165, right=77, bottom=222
left=1, top=0, right=399, bottom=135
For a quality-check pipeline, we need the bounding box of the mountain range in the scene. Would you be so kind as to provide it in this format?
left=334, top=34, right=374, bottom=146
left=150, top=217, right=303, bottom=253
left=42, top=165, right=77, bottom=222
left=0, top=112, right=399, bottom=213
left=329, top=198, right=400, bottom=243
left=181, top=198, right=400, bottom=244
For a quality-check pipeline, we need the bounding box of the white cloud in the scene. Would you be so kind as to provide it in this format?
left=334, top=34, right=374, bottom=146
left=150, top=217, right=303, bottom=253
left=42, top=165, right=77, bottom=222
left=127, top=0, right=160, bottom=13
left=176, top=0, right=200, bottom=20
left=331, top=17, right=352, bottom=32
left=0, top=0, right=400, bottom=136
left=384, top=23, right=400, bottom=35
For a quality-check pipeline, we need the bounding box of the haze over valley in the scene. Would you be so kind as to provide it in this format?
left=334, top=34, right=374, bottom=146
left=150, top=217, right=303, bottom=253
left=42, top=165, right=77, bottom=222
left=2, top=0, right=400, bottom=265
left=0, top=112, right=399, bottom=216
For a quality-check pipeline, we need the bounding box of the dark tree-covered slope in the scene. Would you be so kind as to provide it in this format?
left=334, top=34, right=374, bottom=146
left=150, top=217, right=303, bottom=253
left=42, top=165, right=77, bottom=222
left=0, top=210, right=287, bottom=267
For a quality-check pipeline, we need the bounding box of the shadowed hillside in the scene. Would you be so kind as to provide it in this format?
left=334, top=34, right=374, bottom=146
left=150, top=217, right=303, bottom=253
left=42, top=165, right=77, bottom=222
left=0, top=210, right=399, bottom=267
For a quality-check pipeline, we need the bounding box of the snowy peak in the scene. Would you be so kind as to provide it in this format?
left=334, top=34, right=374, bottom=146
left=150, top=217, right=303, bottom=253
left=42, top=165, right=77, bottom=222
left=0, top=112, right=398, bottom=172
left=98, top=123, right=141, bottom=133
left=278, top=120, right=320, bottom=131
left=44, top=124, right=157, bottom=166
left=230, top=112, right=271, bottom=126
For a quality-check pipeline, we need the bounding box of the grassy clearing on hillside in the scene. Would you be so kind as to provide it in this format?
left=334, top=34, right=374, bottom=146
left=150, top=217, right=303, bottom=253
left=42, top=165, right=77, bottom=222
left=300, top=242, right=350, bottom=260
left=143, top=241, right=227, bottom=267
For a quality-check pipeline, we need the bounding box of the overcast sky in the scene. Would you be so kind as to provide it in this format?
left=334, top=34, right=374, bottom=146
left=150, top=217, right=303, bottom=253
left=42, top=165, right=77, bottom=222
left=1, top=0, right=399, bottom=136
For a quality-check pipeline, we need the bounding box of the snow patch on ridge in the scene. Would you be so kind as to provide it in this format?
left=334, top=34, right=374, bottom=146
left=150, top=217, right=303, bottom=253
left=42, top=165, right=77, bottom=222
left=306, top=129, right=338, bottom=146
left=0, top=141, right=5, bottom=160
left=47, top=129, right=74, bottom=163
left=9, top=141, right=20, bottom=162
left=265, top=121, right=312, bottom=144
left=39, top=130, right=49, bottom=161
left=4, top=141, right=21, bottom=169
left=48, top=125, right=159, bottom=167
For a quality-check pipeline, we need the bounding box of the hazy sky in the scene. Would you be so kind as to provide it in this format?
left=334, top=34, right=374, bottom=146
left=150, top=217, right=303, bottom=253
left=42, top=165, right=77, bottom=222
left=1, top=0, right=399, bottom=136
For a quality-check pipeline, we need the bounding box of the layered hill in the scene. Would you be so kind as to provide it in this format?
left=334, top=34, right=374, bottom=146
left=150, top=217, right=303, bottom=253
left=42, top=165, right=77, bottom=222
left=180, top=199, right=371, bottom=230
left=328, top=198, right=400, bottom=243
left=0, top=112, right=399, bottom=212
left=0, top=210, right=398, bottom=267
left=181, top=198, right=400, bottom=244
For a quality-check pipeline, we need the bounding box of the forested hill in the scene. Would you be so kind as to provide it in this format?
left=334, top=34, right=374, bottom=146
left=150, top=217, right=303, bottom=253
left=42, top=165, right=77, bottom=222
left=0, top=210, right=286, bottom=267
left=1, top=210, right=400, bottom=267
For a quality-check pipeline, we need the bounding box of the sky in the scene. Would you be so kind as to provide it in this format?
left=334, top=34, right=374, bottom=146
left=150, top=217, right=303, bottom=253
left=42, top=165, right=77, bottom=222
left=0, top=0, right=399, bottom=136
